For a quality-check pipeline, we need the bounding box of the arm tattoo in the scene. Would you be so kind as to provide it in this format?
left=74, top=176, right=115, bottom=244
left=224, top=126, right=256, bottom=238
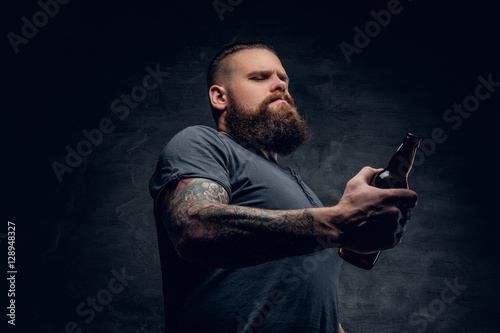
left=160, top=178, right=318, bottom=268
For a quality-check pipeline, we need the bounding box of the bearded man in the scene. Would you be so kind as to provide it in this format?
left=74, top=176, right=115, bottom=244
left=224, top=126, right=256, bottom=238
left=149, top=42, right=417, bottom=333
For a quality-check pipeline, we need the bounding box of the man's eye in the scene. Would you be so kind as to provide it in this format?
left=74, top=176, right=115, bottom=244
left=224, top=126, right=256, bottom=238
left=250, top=77, right=265, bottom=81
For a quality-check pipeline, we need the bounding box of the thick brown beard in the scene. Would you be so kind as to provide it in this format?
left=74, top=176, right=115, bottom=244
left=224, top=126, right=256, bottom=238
left=225, top=91, right=310, bottom=156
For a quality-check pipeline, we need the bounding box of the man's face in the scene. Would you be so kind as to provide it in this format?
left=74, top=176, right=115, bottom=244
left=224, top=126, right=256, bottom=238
left=223, top=49, right=310, bottom=156
left=226, top=48, right=290, bottom=112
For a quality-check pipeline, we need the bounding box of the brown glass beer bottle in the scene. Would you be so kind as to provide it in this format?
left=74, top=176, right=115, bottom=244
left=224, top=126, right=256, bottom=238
left=338, top=133, right=421, bottom=269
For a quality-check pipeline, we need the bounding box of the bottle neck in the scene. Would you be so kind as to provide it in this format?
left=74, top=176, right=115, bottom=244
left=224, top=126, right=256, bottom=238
left=385, top=142, right=419, bottom=178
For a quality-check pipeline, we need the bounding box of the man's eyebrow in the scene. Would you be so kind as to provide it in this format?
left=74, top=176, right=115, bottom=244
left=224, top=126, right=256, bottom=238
left=247, top=69, right=289, bottom=82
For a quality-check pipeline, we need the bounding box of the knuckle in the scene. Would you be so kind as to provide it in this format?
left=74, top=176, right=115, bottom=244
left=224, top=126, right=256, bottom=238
left=346, top=177, right=356, bottom=187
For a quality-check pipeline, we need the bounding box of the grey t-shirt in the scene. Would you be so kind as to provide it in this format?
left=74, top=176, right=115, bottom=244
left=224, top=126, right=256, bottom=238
left=149, top=125, right=342, bottom=333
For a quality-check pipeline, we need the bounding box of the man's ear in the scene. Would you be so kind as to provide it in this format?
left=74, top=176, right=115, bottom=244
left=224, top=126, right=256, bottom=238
left=209, top=85, right=228, bottom=112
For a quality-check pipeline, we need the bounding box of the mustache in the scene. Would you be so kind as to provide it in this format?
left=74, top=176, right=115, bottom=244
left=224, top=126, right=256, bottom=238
left=261, top=91, right=295, bottom=107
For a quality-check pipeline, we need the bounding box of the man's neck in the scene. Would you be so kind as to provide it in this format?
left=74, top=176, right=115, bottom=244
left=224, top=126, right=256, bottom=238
left=259, top=150, right=279, bottom=164
left=218, top=130, right=280, bottom=165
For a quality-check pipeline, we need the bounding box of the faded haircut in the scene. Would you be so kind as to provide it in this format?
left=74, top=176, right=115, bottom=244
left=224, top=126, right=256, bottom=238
left=207, top=42, right=278, bottom=89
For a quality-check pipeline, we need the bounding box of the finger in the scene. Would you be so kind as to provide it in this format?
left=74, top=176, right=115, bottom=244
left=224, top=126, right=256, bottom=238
left=399, top=208, right=411, bottom=226
left=379, top=231, right=401, bottom=250
left=387, top=188, right=418, bottom=208
left=356, top=166, right=384, bottom=183
left=396, top=216, right=407, bottom=234
left=394, top=232, right=404, bottom=246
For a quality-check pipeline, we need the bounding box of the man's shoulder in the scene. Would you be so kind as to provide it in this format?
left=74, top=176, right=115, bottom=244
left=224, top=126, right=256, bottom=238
left=176, top=125, right=218, bottom=137
left=169, top=125, right=221, bottom=145
left=166, top=125, right=231, bottom=155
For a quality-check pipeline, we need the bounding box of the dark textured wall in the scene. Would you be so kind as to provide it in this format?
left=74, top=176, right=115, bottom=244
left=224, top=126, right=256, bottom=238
left=3, top=1, right=499, bottom=332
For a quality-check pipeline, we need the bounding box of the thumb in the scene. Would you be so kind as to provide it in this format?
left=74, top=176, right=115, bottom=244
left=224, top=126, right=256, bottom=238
left=387, top=188, right=419, bottom=208
left=355, top=166, right=384, bottom=184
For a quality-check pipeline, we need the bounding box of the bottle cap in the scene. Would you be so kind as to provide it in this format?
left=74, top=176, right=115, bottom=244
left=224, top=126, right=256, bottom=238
left=404, top=133, right=422, bottom=146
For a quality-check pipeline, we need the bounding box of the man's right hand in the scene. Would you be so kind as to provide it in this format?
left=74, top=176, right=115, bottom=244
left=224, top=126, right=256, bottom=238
left=332, top=166, right=418, bottom=253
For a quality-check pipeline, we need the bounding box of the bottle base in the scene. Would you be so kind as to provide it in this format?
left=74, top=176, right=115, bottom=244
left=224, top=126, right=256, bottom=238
left=338, top=248, right=380, bottom=270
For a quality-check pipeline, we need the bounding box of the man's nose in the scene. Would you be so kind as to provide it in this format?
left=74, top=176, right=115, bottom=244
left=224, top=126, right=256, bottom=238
left=271, top=77, right=287, bottom=92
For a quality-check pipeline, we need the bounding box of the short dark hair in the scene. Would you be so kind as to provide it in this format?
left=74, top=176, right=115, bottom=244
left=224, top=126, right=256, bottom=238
left=207, top=42, right=277, bottom=89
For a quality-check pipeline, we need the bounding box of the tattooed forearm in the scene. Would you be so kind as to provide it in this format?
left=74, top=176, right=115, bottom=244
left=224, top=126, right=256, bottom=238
left=159, top=178, right=332, bottom=268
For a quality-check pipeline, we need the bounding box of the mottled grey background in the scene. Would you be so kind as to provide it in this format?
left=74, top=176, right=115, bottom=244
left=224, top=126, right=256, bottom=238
left=3, top=0, right=499, bottom=332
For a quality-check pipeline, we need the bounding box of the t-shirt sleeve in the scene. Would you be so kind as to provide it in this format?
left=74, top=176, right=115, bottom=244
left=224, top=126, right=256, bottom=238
left=148, top=126, right=232, bottom=204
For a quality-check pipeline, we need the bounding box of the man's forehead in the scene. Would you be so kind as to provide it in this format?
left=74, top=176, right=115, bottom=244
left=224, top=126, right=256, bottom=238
left=231, top=49, right=286, bottom=74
